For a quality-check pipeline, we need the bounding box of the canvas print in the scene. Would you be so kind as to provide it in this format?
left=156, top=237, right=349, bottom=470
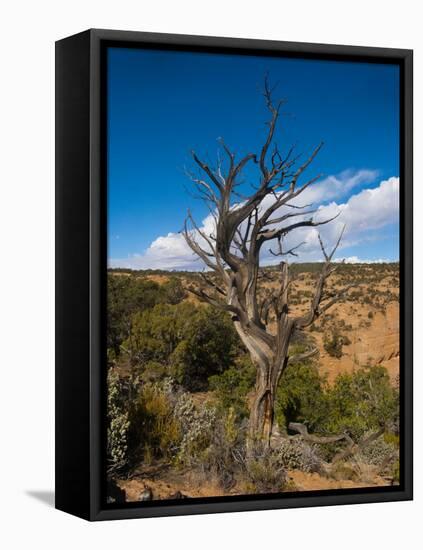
left=106, top=47, right=400, bottom=504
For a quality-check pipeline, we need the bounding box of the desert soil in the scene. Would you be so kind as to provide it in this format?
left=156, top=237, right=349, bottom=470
left=116, top=466, right=390, bottom=502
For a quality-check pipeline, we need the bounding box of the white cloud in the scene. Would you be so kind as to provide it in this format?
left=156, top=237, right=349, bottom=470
left=273, top=176, right=400, bottom=262
left=333, top=256, right=393, bottom=264
left=110, top=232, right=199, bottom=271
left=109, top=174, right=399, bottom=271
left=295, top=168, right=379, bottom=205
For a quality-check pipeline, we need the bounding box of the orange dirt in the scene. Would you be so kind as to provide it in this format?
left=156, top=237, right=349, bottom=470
left=116, top=465, right=391, bottom=502
left=288, top=470, right=388, bottom=491
left=144, top=274, right=171, bottom=284
left=117, top=467, right=227, bottom=501
left=261, top=269, right=399, bottom=384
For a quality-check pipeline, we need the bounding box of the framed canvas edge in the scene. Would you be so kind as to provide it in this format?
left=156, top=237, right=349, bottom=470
left=55, top=30, right=92, bottom=520
left=77, top=29, right=412, bottom=521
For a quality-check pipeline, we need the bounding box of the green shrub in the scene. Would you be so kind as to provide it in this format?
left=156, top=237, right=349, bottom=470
left=324, top=365, right=399, bottom=440
left=384, top=432, right=400, bottom=447
left=276, top=438, right=321, bottom=473
left=139, top=360, right=168, bottom=382
left=173, top=394, right=217, bottom=466
left=129, top=380, right=182, bottom=463
left=108, top=275, right=169, bottom=355
left=198, top=407, right=245, bottom=490
left=127, top=302, right=195, bottom=365
left=275, top=360, right=328, bottom=432
left=107, top=368, right=130, bottom=474
left=209, top=355, right=256, bottom=417
left=127, top=303, right=240, bottom=391
left=244, top=448, right=287, bottom=493
left=162, top=277, right=186, bottom=304
left=171, top=306, right=240, bottom=390
left=107, top=274, right=186, bottom=357
left=275, top=360, right=399, bottom=461
left=357, top=434, right=398, bottom=471
left=323, top=327, right=343, bottom=358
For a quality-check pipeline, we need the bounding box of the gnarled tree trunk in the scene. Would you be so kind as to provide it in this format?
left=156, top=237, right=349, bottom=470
left=237, top=316, right=294, bottom=452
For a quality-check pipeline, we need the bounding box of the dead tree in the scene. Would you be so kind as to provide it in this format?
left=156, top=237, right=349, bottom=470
left=182, top=78, right=352, bottom=452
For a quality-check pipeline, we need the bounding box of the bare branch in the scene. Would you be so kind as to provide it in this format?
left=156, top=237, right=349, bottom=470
left=191, top=150, right=224, bottom=193
left=182, top=216, right=223, bottom=275
left=318, top=224, right=346, bottom=262
left=319, top=283, right=356, bottom=314
left=187, top=286, right=242, bottom=317
left=259, top=76, right=284, bottom=182
left=184, top=168, right=220, bottom=207
left=332, top=427, right=385, bottom=464
left=199, top=272, right=226, bottom=296
left=295, top=225, right=346, bottom=329
left=217, top=137, right=235, bottom=174
left=269, top=238, right=305, bottom=258
left=265, top=208, right=318, bottom=229
left=259, top=211, right=341, bottom=243
left=232, top=153, right=257, bottom=182
left=290, top=142, right=324, bottom=190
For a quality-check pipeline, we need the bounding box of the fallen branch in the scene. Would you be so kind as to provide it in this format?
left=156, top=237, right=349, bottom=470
left=288, top=422, right=349, bottom=445
left=332, top=427, right=385, bottom=464
left=288, top=422, right=385, bottom=464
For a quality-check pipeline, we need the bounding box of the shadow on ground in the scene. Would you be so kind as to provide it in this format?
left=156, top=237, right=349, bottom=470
left=26, top=490, right=55, bottom=508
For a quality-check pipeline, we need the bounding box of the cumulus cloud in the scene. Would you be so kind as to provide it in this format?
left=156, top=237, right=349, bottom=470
left=109, top=174, right=399, bottom=271
left=296, top=168, right=379, bottom=205
left=116, top=232, right=202, bottom=271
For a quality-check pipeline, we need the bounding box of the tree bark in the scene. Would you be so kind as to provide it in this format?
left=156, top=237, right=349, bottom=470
left=244, top=317, right=294, bottom=454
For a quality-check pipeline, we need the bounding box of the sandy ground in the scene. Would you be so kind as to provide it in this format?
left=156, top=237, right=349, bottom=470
left=116, top=465, right=391, bottom=502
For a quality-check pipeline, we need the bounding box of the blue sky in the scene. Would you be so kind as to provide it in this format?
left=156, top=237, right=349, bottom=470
left=107, top=47, right=399, bottom=269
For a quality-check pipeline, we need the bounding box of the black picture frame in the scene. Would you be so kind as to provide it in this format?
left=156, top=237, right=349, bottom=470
left=55, top=28, right=413, bottom=521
